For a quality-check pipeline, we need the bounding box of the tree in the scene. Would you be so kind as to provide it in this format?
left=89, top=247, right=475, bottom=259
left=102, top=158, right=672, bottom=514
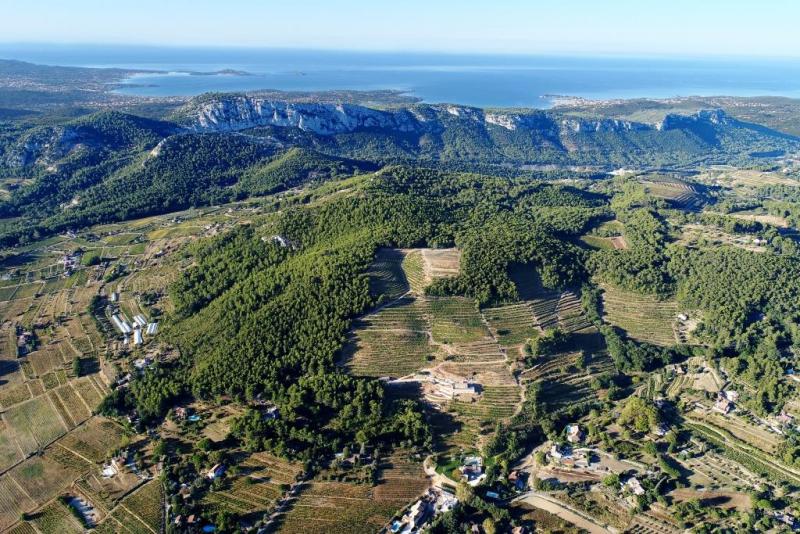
left=619, top=397, right=660, bottom=433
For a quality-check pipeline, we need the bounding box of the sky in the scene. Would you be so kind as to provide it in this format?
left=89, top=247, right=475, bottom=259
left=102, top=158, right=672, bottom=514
left=1, top=0, right=799, bottom=57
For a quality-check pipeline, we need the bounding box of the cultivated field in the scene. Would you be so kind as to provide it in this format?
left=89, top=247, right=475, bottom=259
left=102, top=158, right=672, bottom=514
left=203, top=452, right=303, bottom=519
left=277, top=453, right=427, bottom=534
left=600, top=285, right=679, bottom=346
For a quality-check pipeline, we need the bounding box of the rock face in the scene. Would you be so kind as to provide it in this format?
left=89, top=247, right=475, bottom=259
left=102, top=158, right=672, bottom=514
left=559, top=117, right=650, bottom=133
left=3, top=126, right=81, bottom=168
left=657, top=109, right=731, bottom=131
left=181, top=94, right=734, bottom=139
left=185, top=97, right=419, bottom=135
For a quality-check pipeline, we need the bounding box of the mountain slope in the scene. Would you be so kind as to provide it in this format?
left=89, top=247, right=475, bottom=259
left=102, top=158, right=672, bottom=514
left=175, top=95, right=800, bottom=166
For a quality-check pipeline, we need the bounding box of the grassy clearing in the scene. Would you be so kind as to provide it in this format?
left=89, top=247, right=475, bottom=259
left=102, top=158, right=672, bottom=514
left=579, top=235, right=616, bottom=250
left=601, top=285, right=678, bottom=346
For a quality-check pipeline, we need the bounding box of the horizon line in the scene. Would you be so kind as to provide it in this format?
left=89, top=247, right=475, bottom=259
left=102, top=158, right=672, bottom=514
left=1, top=41, right=800, bottom=63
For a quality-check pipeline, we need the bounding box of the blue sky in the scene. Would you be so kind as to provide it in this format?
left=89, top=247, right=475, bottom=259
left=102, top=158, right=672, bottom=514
left=2, top=0, right=799, bottom=57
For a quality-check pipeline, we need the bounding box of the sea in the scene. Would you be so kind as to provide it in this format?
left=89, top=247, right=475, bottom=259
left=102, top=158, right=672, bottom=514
left=3, top=44, right=800, bottom=108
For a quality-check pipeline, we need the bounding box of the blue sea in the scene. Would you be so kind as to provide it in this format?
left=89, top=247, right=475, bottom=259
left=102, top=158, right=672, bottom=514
left=3, top=44, right=800, bottom=108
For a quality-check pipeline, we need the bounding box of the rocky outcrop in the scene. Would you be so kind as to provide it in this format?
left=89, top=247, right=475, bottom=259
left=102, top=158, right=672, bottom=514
left=3, top=126, right=81, bottom=168
left=183, top=96, right=420, bottom=135
left=181, top=94, right=734, bottom=141
left=559, top=117, right=650, bottom=133
left=657, top=109, right=731, bottom=131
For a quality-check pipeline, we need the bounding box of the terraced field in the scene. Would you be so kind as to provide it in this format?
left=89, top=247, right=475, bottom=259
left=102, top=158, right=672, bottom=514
left=601, top=285, right=679, bottom=346
left=642, top=176, right=706, bottom=211
left=482, top=303, right=539, bottom=350
left=429, top=297, right=489, bottom=344
left=367, top=248, right=410, bottom=301
left=204, top=452, right=303, bottom=518
left=277, top=454, right=427, bottom=534
left=344, top=296, right=432, bottom=378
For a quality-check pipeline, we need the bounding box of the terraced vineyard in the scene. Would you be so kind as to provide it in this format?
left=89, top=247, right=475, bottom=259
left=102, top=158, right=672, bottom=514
left=277, top=453, right=427, bottom=534
left=642, top=176, right=706, bottom=211
left=344, top=296, right=432, bottom=377
left=203, top=452, right=303, bottom=518
left=601, top=285, right=679, bottom=346
left=482, top=303, right=539, bottom=350
left=367, top=248, right=410, bottom=301
left=429, top=297, right=490, bottom=345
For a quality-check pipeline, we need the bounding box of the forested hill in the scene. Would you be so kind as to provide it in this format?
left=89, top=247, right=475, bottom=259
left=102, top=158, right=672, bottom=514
left=0, top=94, right=798, bottom=245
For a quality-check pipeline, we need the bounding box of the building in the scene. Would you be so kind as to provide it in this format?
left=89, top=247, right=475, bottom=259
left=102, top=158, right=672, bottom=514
left=550, top=443, right=572, bottom=461
left=723, top=390, right=739, bottom=402
left=625, top=477, right=646, bottom=496
left=566, top=424, right=584, bottom=444
left=133, top=328, right=143, bottom=345
left=206, top=464, right=225, bottom=480
left=435, top=379, right=479, bottom=399
left=714, top=397, right=733, bottom=414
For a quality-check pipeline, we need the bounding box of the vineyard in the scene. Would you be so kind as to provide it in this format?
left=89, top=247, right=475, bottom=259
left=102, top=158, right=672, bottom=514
left=203, top=453, right=303, bottom=519
left=429, top=297, right=490, bottom=345
left=482, top=303, right=539, bottom=350
left=641, top=176, right=706, bottom=211
left=277, top=453, right=427, bottom=534
left=344, top=296, right=432, bottom=378
left=600, top=285, right=679, bottom=346
left=29, top=499, right=84, bottom=533
left=367, top=248, right=410, bottom=301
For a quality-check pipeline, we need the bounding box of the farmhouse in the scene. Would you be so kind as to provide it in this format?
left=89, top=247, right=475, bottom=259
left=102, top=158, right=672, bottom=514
left=434, top=378, right=479, bottom=399
left=566, top=423, right=584, bottom=443
left=550, top=443, right=572, bottom=461
left=460, top=456, right=485, bottom=486
left=714, top=396, right=734, bottom=414
left=625, top=476, right=646, bottom=496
